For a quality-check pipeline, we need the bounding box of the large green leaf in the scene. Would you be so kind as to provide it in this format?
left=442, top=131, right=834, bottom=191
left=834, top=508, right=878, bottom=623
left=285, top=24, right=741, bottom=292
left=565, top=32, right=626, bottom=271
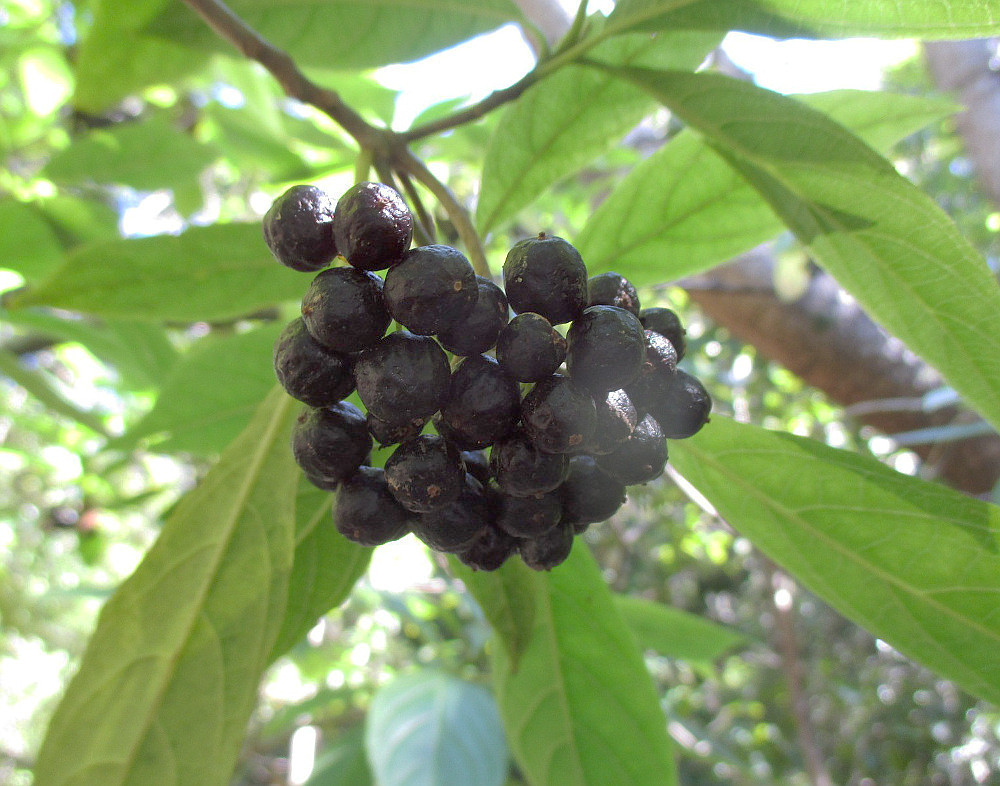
left=670, top=417, right=1000, bottom=706
left=33, top=386, right=300, bottom=786
left=577, top=88, right=957, bottom=282
left=476, top=30, right=719, bottom=234
left=465, top=547, right=677, bottom=786
left=11, top=224, right=307, bottom=322
left=606, top=0, right=1000, bottom=39
left=115, top=323, right=283, bottom=455
left=44, top=117, right=219, bottom=192
left=306, top=726, right=373, bottom=786
left=146, top=0, right=522, bottom=72
left=0, top=199, right=64, bottom=280
left=614, top=595, right=746, bottom=663
left=268, top=478, right=371, bottom=661
left=366, top=671, right=508, bottom=786
left=611, top=68, right=1000, bottom=433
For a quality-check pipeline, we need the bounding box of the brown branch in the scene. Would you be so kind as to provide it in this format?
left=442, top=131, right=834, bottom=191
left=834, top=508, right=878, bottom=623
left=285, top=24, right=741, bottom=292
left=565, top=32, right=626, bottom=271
left=179, top=0, right=385, bottom=151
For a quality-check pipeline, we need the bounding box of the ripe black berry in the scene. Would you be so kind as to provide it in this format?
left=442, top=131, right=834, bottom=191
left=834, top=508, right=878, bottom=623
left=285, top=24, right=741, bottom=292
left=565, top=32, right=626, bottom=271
left=410, top=473, right=489, bottom=553
left=566, top=305, right=646, bottom=394
left=559, top=455, right=626, bottom=526
left=335, top=466, right=413, bottom=546
left=333, top=182, right=413, bottom=271
left=493, top=488, right=562, bottom=539
left=626, top=329, right=679, bottom=414
left=273, top=318, right=354, bottom=407
left=384, top=244, right=477, bottom=335
left=353, top=331, right=451, bottom=422
left=263, top=184, right=337, bottom=272
left=521, top=374, right=596, bottom=454
left=640, top=307, right=687, bottom=360
left=458, top=521, right=519, bottom=572
left=489, top=429, right=569, bottom=497
left=586, top=388, right=639, bottom=455
left=367, top=412, right=427, bottom=447
left=301, top=267, right=390, bottom=354
left=384, top=434, right=465, bottom=513
left=291, top=401, right=372, bottom=489
left=597, top=413, right=667, bottom=485
left=496, top=312, right=567, bottom=383
left=588, top=272, right=640, bottom=316
left=503, top=234, right=587, bottom=325
left=436, top=276, right=509, bottom=356
left=436, top=354, right=519, bottom=450
left=519, top=521, right=574, bottom=571
left=645, top=369, right=712, bottom=439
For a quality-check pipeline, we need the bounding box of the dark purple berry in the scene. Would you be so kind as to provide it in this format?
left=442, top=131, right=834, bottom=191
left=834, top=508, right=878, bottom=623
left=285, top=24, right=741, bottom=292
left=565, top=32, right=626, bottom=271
left=503, top=234, right=587, bottom=325
left=519, top=521, right=574, bottom=571
left=645, top=369, right=712, bottom=439
left=460, top=450, right=491, bottom=486
left=410, top=473, right=490, bottom=553
left=353, top=331, right=451, bottom=422
left=458, top=522, right=520, bottom=572
left=559, top=455, right=626, bottom=526
left=436, top=355, right=519, bottom=450
left=496, top=312, right=567, bottom=383
left=586, top=388, right=639, bottom=455
left=566, top=305, right=645, bottom=394
left=333, top=182, right=413, bottom=271
left=493, top=488, right=562, bottom=539
left=273, top=318, right=354, bottom=407
left=489, top=429, right=569, bottom=497
left=291, top=402, right=372, bottom=489
left=521, top=374, right=596, bottom=454
left=367, top=412, right=427, bottom=447
left=384, top=434, right=465, bottom=513
left=384, top=244, right=478, bottom=335
left=301, top=267, right=390, bottom=354
left=597, top=413, right=667, bottom=485
left=588, top=272, right=640, bottom=316
left=640, top=307, right=686, bottom=360
left=263, top=185, right=336, bottom=272
left=437, top=276, right=509, bottom=356
left=335, top=467, right=413, bottom=546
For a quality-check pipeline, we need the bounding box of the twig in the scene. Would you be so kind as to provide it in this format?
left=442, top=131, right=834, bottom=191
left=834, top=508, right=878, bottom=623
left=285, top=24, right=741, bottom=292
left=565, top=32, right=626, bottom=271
left=395, top=169, right=438, bottom=246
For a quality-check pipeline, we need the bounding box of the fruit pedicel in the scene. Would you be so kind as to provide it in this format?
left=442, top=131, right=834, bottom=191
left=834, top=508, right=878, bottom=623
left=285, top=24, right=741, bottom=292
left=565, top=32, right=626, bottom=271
left=265, top=182, right=712, bottom=571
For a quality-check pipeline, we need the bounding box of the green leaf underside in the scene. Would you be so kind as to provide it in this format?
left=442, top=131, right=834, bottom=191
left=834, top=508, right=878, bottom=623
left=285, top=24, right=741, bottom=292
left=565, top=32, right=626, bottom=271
left=366, top=672, right=508, bottom=786
left=33, top=386, right=300, bottom=786
left=44, top=117, right=219, bottom=191
left=578, top=88, right=958, bottom=283
left=670, top=417, right=1000, bottom=706
left=611, top=68, right=1000, bottom=433
left=477, top=30, right=719, bottom=234
left=13, top=223, right=307, bottom=323
left=0, top=199, right=64, bottom=280
left=607, top=0, right=1000, bottom=39
left=115, top=323, right=284, bottom=455
left=476, top=547, right=677, bottom=786
left=614, top=595, right=747, bottom=662
left=269, top=478, right=371, bottom=662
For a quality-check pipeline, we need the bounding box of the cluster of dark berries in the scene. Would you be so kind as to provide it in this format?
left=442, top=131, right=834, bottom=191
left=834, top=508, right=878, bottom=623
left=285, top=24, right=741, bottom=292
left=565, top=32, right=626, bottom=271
left=265, top=181, right=711, bottom=572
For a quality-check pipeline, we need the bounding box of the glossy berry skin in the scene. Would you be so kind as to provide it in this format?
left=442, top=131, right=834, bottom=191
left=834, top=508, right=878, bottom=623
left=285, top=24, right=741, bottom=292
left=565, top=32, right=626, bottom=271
left=496, top=312, right=567, bottom=383
left=273, top=318, right=354, bottom=407
left=519, top=521, right=574, bottom=571
left=385, top=244, right=478, bottom=335
left=335, top=466, right=413, bottom=546
left=493, top=488, right=562, bottom=539
left=437, top=276, right=509, bottom=356
left=301, top=266, right=390, bottom=354
left=410, top=472, right=490, bottom=553
left=489, top=429, right=569, bottom=498
left=458, top=522, right=520, bottom=572
left=566, top=305, right=646, bottom=395
left=645, top=369, right=712, bottom=439
left=291, top=402, right=372, bottom=489
left=559, top=455, right=626, bottom=526
left=333, top=182, right=413, bottom=271
left=353, top=331, right=451, bottom=422
left=384, top=434, right=465, bottom=513
left=597, top=413, right=667, bottom=485
left=503, top=234, right=588, bottom=325
left=587, top=272, right=640, bottom=316
left=436, top=355, right=520, bottom=450
left=521, top=374, right=597, bottom=454
left=640, top=307, right=687, bottom=361
left=586, top=388, right=639, bottom=456
left=263, top=185, right=337, bottom=272
left=626, top=330, right=679, bottom=415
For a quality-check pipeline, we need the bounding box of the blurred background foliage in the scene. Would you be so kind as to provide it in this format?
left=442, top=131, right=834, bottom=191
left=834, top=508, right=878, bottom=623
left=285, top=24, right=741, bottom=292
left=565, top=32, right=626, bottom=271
left=1, top=1, right=999, bottom=784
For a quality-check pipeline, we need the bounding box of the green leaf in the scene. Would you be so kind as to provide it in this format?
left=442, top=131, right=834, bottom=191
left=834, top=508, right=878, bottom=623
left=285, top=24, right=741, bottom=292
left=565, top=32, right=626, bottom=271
left=481, top=547, right=677, bottom=786
left=0, top=199, right=64, bottom=280
left=44, top=117, right=219, bottom=192
left=115, top=323, right=283, bottom=455
left=306, top=726, right=374, bottom=786
left=610, top=68, right=1000, bottom=432
left=72, top=0, right=209, bottom=112
left=268, top=478, right=371, bottom=662
left=578, top=88, right=958, bottom=283
left=606, top=0, right=1000, bottom=39
left=366, top=671, right=508, bottom=786
left=146, top=0, right=522, bottom=73
left=476, top=30, right=719, bottom=233
left=12, top=223, right=308, bottom=322
left=0, top=309, right=177, bottom=390
left=614, top=595, right=746, bottom=663
left=33, top=386, right=300, bottom=786
left=670, top=417, right=1000, bottom=707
